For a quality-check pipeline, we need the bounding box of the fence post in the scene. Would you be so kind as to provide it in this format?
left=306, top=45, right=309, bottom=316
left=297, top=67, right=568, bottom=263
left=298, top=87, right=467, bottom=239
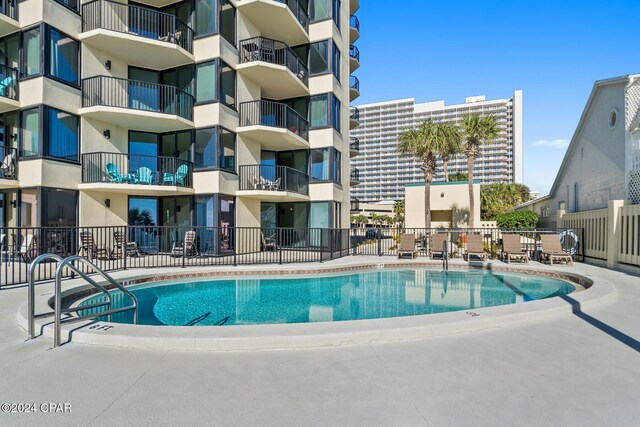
left=123, top=227, right=127, bottom=270
left=319, top=229, right=323, bottom=263
left=607, top=200, right=625, bottom=269
left=233, top=229, right=237, bottom=266
left=329, top=229, right=333, bottom=260
left=377, top=228, right=382, bottom=257
left=278, top=229, right=283, bottom=265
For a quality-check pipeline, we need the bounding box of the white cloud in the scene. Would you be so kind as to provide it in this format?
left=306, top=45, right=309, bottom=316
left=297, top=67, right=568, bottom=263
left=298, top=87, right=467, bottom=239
left=533, top=139, right=570, bottom=149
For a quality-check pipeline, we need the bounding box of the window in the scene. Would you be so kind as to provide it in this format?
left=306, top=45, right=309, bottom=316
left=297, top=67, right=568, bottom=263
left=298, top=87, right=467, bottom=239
left=331, top=94, right=341, bottom=132
left=21, top=25, right=80, bottom=86
left=0, top=33, right=19, bottom=69
left=193, top=127, right=236, bottom=171
left=310, top=94, right=329, bottom=127
left=54, top=0, right=79, bottom=12
left=310, top=147, right=341, bottom=183
left=309, top=39, right=340, bottom=79
left=195, top=0, right=216, bottom=35
left=331, top=42, right=341, bottom=80
left=195, top=59, right=235, bottom=107
left=220, top=0, right=236, bottom=44
left=48, top=108, right=78, bottom=161
left=332, top=0, right=340, bottom=29
left=43, top=188, right=77, bottom=227
left=310, top=0, right=340, bottom=25
left=220, top=128, right=235, bottom=171
left=21, top=108, right=39, bottom=157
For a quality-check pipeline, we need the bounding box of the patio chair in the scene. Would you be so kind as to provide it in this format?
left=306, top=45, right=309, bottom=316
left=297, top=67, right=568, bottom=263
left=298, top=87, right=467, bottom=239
left=162, top=164, right=189, bottom=186
left=397, top=234, right=416, bottom=259
left=269, top=177, right=282, bottom=191
left=540, top=234, right=573, bottom=266
left=0, top=151, right=15, bottom=179
left=18, top=234, right=36, bottom=262
left=261, top=231, right=277, bottom=252
left=113, top=230, right=140, bottom=257
left=501, top=234, right=528, bottom=264
left=78, top=231, right=110, bottom=260
left=106, top=163, right=129, bottom=183
left=430, top=233, right=449, bottom=259
left=170, top=230, right=198, bottom=257
left=0, top=233, right=6, bottom=260
left=464, top=234, right=489, bottom=261
left=0, top=75, right=13, bottom=97
left=137, top=167, right=154, bottom=185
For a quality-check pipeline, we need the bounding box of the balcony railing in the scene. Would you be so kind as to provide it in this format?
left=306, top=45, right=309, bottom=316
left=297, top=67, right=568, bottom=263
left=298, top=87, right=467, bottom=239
left=81, top=0, right=194, bottom=53
left=275, top=0, right=309, bottom=31
left=82, top=152, right=193, bottom=188
left=0, top=64, right=18, bottom=101
left=82, top=76, right=194, bottom=121
left=350, top=168, right=360, bottom=183
left=239, top=36, right=308, bottom=86
left=350, top=106, right=360, bottom=121
left=0, top=0, right=17, bottom=21
left=350, top=15, right=359, bottom=32
left=239, top=164, right=309, bottom=195
left=239, top=100, right=309, bottom=141
left=350, top=75, right=359, bottom=91
left=349, top=45, right=360, bottom=62
left=350, top=198, right=360, bottom=211
left=0, top=146, right=17, bottom=180
left=350, top=137, right=360, bottom=153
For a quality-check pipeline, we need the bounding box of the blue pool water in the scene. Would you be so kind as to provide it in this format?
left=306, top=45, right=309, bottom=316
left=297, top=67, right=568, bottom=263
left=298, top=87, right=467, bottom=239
left=78, top=269, right=575, bottom=326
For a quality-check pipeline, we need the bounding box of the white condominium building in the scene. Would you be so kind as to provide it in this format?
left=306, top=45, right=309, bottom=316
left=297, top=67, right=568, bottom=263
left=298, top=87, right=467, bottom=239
left=350, top=91, right=523, bottom=203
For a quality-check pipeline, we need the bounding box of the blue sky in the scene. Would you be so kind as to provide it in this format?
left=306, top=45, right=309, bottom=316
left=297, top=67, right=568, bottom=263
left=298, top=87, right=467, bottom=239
left=354, top=0, right=640, bottom=194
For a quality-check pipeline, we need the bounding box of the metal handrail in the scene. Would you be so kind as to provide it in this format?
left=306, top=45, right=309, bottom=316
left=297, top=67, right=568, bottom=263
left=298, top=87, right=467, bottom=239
left=349, top=45, right=360, bottom=61
left=28, top=254, right=113, bottom=339
left=239, top=36, right=308, bottom=86
left=53, top=256, right=139, bottom=347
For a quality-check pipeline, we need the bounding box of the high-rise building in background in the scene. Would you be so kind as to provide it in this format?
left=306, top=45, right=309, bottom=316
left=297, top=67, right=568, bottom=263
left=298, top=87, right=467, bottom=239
left=350, top=91, right=522, bottom=203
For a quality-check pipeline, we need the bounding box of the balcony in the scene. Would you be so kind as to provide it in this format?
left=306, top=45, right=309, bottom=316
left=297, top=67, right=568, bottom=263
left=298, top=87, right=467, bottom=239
left=0, top=146, right=18, bottom=189
left=350, top=0, right=359, bottom=14
left=236, top=0, right=309, bottom=45
left=80, top=76, right=195, bottom=132
left=80, top=0, right=195, bottom=69
left=238, top=37, right=309, bottom=99
left=350, top=106, right=360, bottom=129
left=349, top=15, right=360, bottom=42
left=238, top=100, right=309, bottom=150
left=350, top=198, right=360, bottom=211
left=0, top=0, right=18, bottom=38
left=350, top=168, right=361, bottom=186
left=238, top=164, right=309, bottom=201
left=350, top=75, right=360, bottom=101
left=349, top=45, right=360, bottom=72
left=80, top=152, right=194, bottom=195
left=350, top=137, right=360, bottom=158
left=0, top=63, right=18, bottom=112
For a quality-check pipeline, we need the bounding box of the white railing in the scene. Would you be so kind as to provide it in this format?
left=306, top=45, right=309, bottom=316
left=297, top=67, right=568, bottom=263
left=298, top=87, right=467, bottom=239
left=618, top=204, right=640, bottom=265
left=562, top=208, right=608, bottom=261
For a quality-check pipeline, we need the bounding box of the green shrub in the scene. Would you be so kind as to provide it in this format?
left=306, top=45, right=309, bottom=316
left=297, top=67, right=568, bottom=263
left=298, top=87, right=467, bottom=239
left=496, top=211, right=539, bottom=229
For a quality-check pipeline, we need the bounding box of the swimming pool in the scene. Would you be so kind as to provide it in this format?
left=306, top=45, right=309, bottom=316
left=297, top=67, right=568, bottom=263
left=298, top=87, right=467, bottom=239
left=77, top=269, right=575, bottom=326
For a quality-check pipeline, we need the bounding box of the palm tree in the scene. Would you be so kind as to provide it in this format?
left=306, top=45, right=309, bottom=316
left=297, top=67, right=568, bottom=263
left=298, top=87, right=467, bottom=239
left=398, top=122, right=439, bottom=229
left=461, top=114, right=499, bottom=228
left=435, top=122, right=463, bottom=181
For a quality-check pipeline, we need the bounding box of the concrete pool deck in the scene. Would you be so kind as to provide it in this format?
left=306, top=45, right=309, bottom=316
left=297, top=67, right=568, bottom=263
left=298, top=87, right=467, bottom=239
left=0, top=257, right=639, bottom=426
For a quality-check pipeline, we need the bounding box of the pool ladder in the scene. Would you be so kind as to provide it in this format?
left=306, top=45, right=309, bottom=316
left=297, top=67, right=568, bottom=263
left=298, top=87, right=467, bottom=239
left=443, top=240, right=449, bottom=272
left=28, top=254, right=138, bottom=348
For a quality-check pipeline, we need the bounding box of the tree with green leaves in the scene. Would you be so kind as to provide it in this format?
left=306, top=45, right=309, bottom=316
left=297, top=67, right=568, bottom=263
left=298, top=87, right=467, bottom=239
left=448, top=172, right=468, bottom=182
left=393, top=199, right=405, bottom=215
left=435, top=123, right=463, bottom=182
left=481, top=183, right=531, bottom=220
left=461, top=114, right=499, bottom=228
left=351, top=214, right=368, bottom=226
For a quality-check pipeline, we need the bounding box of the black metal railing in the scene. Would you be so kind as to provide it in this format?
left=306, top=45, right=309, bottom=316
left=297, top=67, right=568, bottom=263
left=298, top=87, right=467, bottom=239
left=0, top=226, right=584, bottom=287
left=239, top=100, right=309, bottom=141
left=350, top=106, right=360, bottom=122
left=0, top=63, right=18, bottom=101
left=349, top=45, right=360, bottom=62
left=82, top=76, right=194, bottom=121
left=350, top=15, right=359, bottom=32
left=350, top=75, right=359, bottom=92
left=0, top=146, right=17, bottom=180
left=81, top=0, right=194, bottom=53
left=239, top=36, right=308, bottom=86
left=82, top=152, right=193, bottom=188
left=350, top=137, right=360, bottom=154
left=239, top=164, right=309, bottom=195
left=350, top=198, right=360, bottom=211
left=350, top=168, right=360, bottom=183
left=0, top=0, right=17, bottom=21
left=274, top=0, right=309, bottom=31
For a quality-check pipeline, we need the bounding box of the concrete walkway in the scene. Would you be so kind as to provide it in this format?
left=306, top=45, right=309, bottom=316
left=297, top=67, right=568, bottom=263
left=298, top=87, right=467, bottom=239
left=0, top=259, right=639, bottom=426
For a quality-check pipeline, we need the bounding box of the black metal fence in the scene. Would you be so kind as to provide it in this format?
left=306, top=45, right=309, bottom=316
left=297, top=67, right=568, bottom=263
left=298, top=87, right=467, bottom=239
left=82, top=75, right=194, bottom=121
left=349, top=45, right=360, bottom=62
left=350, top=106, right=360, bottom=122
left=81, top=0, right=194, bottom=53
left=239, top=36, right=308, bottom=85
left=0, top=63, right=17, bottom=101
left=239, top=100, right=309, bottom=141
left=238, top=164, right=309, bottom=195
left=0, top=226, right=584, bottom=287
left=82, top=152, right=194, bottom=188
left=350, top=168, right=360, bottom=184
left=0, top=146, right=17, bottom=180
left=350, top=75, right=359, bottom=92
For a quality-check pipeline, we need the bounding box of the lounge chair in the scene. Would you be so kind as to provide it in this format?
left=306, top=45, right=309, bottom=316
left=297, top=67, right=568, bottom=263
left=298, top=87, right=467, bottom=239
left=113, top=231, right=140, bottom=257
left=464, top=234, right=488, bottom=261
left=0, top=75, right=13, bottom=97
left=540, top=234, right=573, bottom=265
left=397, top=234, right=416, bottom=259
left=137, top=167, right=154, bottom=185
left=18, top=234, right=36, bottom=262
left=162, top=164, right=189, bottom=186
left=105, top=163, right=130, bottom=183
left=430, top=233, right=449, bottom=259
left=269, top=177, right=281, bottom=191
left=261, top=231, right=277, bottom=252
left=170, top=230, right=198, bottom=257
left=501, top=234, right=528, bottom=263
left=78, top=231, right=110, bottom=259
left=0, top=152, right=15, bottom=178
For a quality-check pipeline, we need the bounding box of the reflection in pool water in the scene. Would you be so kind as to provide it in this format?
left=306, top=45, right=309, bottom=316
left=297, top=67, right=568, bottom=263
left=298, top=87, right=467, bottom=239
left=78, top=269, right=575, bottom=326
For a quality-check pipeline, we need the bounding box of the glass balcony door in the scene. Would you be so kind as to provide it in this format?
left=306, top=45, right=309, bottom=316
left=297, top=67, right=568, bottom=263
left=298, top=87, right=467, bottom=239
left=128, top=67, right=160, bottom=112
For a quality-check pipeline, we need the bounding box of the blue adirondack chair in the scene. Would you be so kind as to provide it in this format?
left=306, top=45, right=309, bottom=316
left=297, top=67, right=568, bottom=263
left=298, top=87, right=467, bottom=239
left=106, top=163, right=129, bottom=183
left=0, top=76, right=13, bottom=97
left=137, top=167, right=154, bottom=184
left=163, top=164, right=189, bottom=186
